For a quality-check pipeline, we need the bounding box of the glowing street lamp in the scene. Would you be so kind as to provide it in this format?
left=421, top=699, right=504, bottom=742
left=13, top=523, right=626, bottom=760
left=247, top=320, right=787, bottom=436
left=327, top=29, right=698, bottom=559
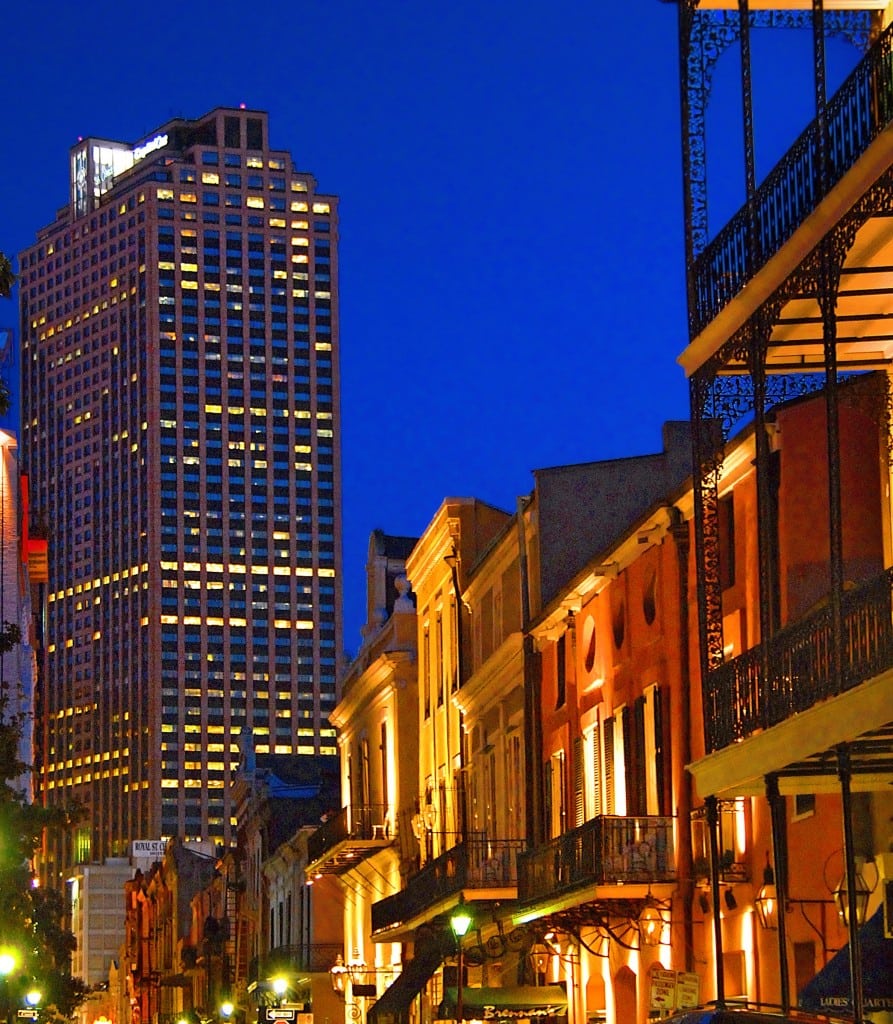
left=271, top=977, right=288, bottom=1006
left=450, top=903, right=473, bottom=1023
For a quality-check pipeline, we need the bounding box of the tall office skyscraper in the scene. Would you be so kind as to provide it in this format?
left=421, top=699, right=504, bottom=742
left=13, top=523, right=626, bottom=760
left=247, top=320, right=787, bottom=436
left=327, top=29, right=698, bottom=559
left=18, top=108, right=342, bottom=878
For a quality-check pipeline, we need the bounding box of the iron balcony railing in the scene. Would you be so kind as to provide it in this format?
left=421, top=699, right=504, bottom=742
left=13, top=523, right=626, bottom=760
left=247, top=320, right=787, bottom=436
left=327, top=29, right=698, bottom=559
left=517, top=815, right=675, bottom=902
left=691, top=20, right=893, bottom=338
left=248, top=943, right=343, bottom=985
left=306, top=804, right=391, bottom=865
left=706, top=568, right=893, bottom=752
left=370, top=836, right=525, bottom=935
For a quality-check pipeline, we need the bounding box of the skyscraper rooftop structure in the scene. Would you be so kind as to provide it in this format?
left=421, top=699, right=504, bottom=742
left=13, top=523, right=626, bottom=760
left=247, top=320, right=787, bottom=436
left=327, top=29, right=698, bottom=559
left=18, top=106, right=342, bottom=879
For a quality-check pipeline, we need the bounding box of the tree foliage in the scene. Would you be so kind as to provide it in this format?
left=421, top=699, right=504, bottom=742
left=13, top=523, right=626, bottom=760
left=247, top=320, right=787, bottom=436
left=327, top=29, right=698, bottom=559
left=0, top=252, right=13, bottom=300
left=0, top=388, right=85, bottom=1022
left=0, top=250, right=13, bottom=417
left=0, top=704, right=87, bottom=1022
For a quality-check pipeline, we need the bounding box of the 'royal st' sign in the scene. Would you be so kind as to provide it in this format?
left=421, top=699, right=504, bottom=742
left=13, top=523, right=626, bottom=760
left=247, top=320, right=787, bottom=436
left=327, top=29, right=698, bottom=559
left=132, top=839, right=167, bottom=859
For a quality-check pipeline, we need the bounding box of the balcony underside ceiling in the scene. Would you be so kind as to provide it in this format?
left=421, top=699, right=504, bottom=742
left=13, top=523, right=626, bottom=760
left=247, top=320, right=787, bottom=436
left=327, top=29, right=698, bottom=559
left=769, top=212, right=893, bottom=372
left=512, top=881, right=675, bottom=927
left=306, top=837, right=389, bottom=877
left=371, top=889, right=517, bottom=943
left=715, top=211, right=893, bottom=374
left=688, top=668, right=893, bottom=798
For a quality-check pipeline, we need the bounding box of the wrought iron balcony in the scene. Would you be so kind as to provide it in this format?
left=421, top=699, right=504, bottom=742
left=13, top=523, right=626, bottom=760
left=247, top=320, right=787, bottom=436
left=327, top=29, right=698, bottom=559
left=248, top=943, right=343, bottom=985
left=517, top=815, right=676, bottom=902
left=705, top=568, right=893, bottom=753
left=370, top=836, right=525, bottom=935
left=691, top=20, right=893, bottom=338
left=305, top=804, right=392, bottom=876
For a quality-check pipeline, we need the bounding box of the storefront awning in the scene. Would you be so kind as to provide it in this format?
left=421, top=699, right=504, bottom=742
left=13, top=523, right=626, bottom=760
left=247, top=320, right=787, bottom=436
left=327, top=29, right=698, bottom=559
left=799, top=906, right=893, bottom=1014
left=367, top=939, right=444, bottom=1024
left=438, top=985, right=568, bottom=1021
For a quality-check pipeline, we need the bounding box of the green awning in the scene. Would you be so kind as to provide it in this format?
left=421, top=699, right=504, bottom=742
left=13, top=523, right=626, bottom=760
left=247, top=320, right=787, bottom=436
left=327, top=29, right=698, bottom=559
left=438, top=985, right=568, bottom=1020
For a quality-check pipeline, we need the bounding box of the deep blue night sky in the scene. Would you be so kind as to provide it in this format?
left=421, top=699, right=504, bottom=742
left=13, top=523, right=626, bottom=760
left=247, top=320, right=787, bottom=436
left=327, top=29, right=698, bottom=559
left=1, top=2, right=859, bottom=653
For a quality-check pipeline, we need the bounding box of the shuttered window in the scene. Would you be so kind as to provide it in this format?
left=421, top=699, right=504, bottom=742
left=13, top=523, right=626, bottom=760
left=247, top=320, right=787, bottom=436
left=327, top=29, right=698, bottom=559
left=543, top=759, right=552, bottom=839
left=603, top=717, right=615, bottom=815
left=632, top=696, right=648, bottom=816
left=589, top=723, right=602, bottom=818
left=646, top=684, right=666, bottom=815
left=573, top=736, right=585, bottom=827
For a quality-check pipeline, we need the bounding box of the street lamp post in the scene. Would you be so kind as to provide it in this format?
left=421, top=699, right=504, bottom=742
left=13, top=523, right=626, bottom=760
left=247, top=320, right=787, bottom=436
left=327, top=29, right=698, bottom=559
left=0, top=950, right=17, bottom=1024
left=449, top=905, right=472, bottom=1024
left=23, top=988, right=40, bottom=1022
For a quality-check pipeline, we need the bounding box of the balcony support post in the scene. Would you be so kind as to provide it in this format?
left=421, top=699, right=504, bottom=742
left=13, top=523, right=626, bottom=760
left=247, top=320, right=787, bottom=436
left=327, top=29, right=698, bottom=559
left=812, top=0, right=828, bottom=196
left=738, top=0, right=756, bottom=272
left=752, top=317, right=778, bottom=697
left=766, top=774, right=790, bottom=1012
left=819, top=237, right=845, bottom=693
left=518, top=498, right=544, bottom=848
left=837, top=745, right=865, bottom=1024
left=675, top=0, right=701, bottom=321
left=705, top=796, right=725, bottom=1009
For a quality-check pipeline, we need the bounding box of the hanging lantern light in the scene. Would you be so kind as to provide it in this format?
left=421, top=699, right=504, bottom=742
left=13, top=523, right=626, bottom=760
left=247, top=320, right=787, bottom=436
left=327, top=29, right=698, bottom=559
left=833, top=865, right=870, bottom=928
left=639, top=901, right=665, bottom=947
left=529, top=941, right=551, bottom=979
left=329, top=954, right=348, bottom=995
left=754, top=860, right=778, bottom=930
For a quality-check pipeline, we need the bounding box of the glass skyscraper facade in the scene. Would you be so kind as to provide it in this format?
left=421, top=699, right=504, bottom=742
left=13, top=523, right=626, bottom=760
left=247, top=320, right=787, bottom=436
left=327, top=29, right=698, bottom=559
left=18, top=107, right=341, bottom=879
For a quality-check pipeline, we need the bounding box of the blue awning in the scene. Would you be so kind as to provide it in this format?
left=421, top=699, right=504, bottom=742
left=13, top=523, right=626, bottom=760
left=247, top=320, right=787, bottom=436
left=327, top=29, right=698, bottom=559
left=799, top=906, right=893, bottom=1014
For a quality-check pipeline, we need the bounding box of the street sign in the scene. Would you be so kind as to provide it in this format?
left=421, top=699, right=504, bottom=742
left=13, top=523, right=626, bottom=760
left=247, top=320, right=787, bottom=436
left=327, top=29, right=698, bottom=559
left=676, top=972, right=701, bottom=1010
left=650, top=969, right=678, bottom=1011
left=265, top=1011, right=296, bottom=1022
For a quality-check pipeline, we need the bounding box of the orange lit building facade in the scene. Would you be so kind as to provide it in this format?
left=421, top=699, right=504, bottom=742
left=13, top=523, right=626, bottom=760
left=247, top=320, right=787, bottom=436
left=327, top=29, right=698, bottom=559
left=513, top=381, right=889, bottom=1021
left=671, top=1, right=893, bottom=1020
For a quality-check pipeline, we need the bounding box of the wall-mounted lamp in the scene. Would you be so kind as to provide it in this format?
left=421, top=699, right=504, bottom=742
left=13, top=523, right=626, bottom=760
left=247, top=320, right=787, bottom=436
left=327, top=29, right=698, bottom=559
left=833, top=864, right=871, bottom=928
left=528, top=941, right=551, bottom=979
left=638, top=901, right=666, bottom=947
left=724, top=888, right=738, bottom=911
left=329, top=954, right=348, bottom=996
left=423, top=803, right=438, bottom=830
left=698, top=892, right=710, bottom=915
left=754, top=860, right=778, bottom=930
left=347, top=951, right=367, bottom=986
